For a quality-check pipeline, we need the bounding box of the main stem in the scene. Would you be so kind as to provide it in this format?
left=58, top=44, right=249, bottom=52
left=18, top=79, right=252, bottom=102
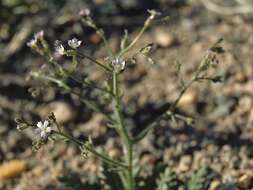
left=112, top=71, right=134, bottom=190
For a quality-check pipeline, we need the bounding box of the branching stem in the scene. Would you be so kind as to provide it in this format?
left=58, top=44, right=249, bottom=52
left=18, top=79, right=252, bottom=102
left=53, top=130, right=128, bottom=168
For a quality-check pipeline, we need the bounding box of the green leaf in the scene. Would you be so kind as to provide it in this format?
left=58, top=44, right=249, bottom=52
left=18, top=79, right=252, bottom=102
left=102, top=163, right=124, bottom=190
left=187, top=167, right=213, bottom=190
left=132, top=124, right=154, bottom=143
left=120, top=30, right=129, bottom=51
left=156, top=168, right=179, bottom=190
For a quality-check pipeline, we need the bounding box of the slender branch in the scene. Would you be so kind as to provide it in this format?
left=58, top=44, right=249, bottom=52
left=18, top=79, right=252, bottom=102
left=96, top=29, right=114, bottom=57
left=77, top=51, right=111, bottom=72
left=119, top=11, right=157, bottom=57
left=132, top=56, right=207, bottom=143
left=68, top=75, right=112, bottom=95
left=53, top=130, right=128, bottom=168
left=31, top=73, right=102, bottom=113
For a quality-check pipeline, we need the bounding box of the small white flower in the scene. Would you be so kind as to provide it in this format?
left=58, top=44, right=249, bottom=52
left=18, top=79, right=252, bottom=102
left=16, top=124, right=22, bottom=131
left=35, top=120, right=52, bottom=139
left=27, top=31, right=44, bottom=48
left=79, top=8, right=90, bottom=17
left=55, top=40, right=65, bottom=55
left=68, top=38, right=82, bottom=49
left=34, top=30, right=44, bottom=40
left=111, top=57, right=126, bottom=73
left=27, top=39, right=37, bottom=48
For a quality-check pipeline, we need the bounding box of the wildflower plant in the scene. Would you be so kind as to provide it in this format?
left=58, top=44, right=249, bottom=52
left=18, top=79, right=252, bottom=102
left=16, top=9, right=224, bottom=190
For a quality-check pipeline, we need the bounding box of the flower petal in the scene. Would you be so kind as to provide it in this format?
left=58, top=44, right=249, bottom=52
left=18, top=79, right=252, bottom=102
left=40, top=131, right=47, bottom=138
left=37, top=121, right=43, bottom=129
left=43, top=120, right=49, bottom=127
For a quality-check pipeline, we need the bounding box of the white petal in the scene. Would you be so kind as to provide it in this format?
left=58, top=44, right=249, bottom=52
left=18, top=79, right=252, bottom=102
left=43, top=120, right=49, bottom=127
left=40, top=131, right=47, bottom=138
left=37, top=121, right=43, bottom=129
left=68, top=38, right=82, bottom=48
left=121, top=60, right=126, bottom=70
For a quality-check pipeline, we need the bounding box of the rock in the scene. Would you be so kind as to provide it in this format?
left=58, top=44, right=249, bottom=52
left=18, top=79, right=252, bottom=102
left=37, top=101, right=74, bottom=124
left=79, top=113, right=106, bottom=138
left=108, top=147, right=122, bottom=159
left=208, top=180, right=221, bottom=190
left=82, top=157, right=101, bottom=175
left=178, top=155, right=192, bottom=172
left=140, top=153, right=156, bottom=166
left=89, top=33, right=101, bottom=44
left=154, top=29, right=175, bottom=48
left=0, top=160, right=26, bottom=181
left=237, top=174, right=253, bottom=189
left=177, top=91, right=197, bottom=108
left=235, top=71, right=247, bottom=82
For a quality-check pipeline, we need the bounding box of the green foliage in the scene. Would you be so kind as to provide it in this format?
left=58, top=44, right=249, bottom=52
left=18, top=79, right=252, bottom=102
left=59, top=173, right=101, bottom=190
left=187, top=167, right=213, bottom=190
left=102, top=163, right=125, bottom=190
left=156, top=168, right=178, bottom=190
left=153, top=166, right=213, bottom=190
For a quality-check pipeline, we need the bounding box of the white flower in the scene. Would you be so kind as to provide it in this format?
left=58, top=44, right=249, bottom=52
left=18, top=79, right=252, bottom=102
left=27, top=39, right=37, bottom=48
left=35, top=120, right=52, bottom=139
left=111, top=57, right=126, bottom=73
left=68, top=38, right=82, bottom=49
left=16, top=124, right=22, bottom=131
left=55, top=40, right=65, bottom=55
left=79, top=8, right=90, bottom=17
left=34, top=30, right=44, bottom=40
left=27, top=30, right=44, bottom=48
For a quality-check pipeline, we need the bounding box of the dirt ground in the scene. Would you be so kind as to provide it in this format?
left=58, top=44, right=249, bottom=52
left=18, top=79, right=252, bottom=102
left=0, top=1, right=253, bottom=189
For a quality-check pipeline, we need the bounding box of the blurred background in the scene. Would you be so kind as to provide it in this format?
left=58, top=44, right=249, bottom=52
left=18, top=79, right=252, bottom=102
left=0, top=0, right=253, bottom=189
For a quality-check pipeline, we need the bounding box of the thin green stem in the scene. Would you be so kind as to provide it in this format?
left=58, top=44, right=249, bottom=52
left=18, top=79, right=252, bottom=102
left=53, top=130, right=128, bottom=168
left=127, top=142, right=134, bottom=190
left=96, top=29, right=114, bottom=57
left=112, top=72, right=130, bottom=143
left=68, top=75, right=112, bottom=95
left=132, top=60, right=204, bottom=144
left=77, top=51, right=111, bottom=72
left=170, top=78, right=195, bottom=111
left=119, top=13, right=155, bottom=57
left=32, top=73, right=101, bottom=113
left=112, top=71, right=134, bottom=190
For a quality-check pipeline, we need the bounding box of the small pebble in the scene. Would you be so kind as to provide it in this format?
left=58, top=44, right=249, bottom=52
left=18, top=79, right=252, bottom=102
left=237, top=174, right=253, bottom=188
left=177, top=91, right=197, bottom=108
left=154, top=29, right=175, bottom=48
left=0, top=160, right=26, bottom=181
left=208, top=180, right=221, bottom=190
left=37, top=101, right=74, bottom=124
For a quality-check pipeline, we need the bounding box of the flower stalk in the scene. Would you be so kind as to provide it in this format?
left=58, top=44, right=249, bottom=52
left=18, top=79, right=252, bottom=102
left=52, top=130, right=128, bottom=169
left=112, top=71, right=134, bottom=190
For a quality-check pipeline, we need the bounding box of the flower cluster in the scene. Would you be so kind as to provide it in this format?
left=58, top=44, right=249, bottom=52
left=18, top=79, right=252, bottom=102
left=68, top=38, right=82, bottom=49
left=54, top=38, right=82, bottom=56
